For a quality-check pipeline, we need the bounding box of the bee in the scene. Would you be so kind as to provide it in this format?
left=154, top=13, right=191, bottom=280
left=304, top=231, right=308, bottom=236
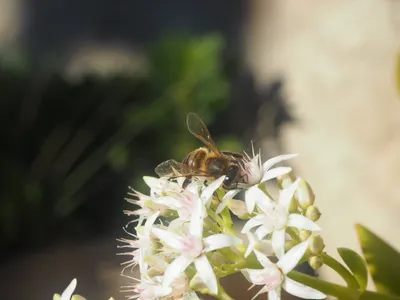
left=155, top=112, right=245, bottom=190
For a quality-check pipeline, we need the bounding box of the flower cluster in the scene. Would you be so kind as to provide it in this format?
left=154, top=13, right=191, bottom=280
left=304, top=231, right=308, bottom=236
left=120, top=153, right=327, bottom=300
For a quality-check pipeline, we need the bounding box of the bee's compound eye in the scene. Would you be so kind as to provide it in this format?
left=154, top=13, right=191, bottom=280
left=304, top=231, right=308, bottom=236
left=224, top=165, right=239, bottom=187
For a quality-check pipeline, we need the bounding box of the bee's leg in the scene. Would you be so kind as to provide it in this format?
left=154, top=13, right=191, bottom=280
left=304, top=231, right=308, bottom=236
left=182, top=177, right=192, bottom=189
left=211, top=190, right=221, bottom=203
left=215, top=192, right=222, bottom=202
left=240, top=173, right=249, bottom=185
left=210, top=181, right=223, bottom=202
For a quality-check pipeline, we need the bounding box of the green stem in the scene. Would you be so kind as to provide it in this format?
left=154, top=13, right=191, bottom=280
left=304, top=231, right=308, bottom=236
left=207, top=208, right=224, bottom=225
left=217, top=248, right=245, bottom=265
left=322, top=253, right=359, bottom=290
left=220, top=206, right=233, bottom=228
left=220, top=207, right=247, bottom=254
left=288, top=270, right=360, bottom=300
left=217, top=259, right=248, bottom=278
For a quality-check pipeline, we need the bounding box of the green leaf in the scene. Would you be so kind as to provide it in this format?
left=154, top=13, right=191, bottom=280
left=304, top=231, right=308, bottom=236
left=338, top=247, right=368, bottom=291
left=360, top=291, right=400, bottom=300
left=356, top=224, right=400, bottom=296
left=322, top=253, right=360, bottom=289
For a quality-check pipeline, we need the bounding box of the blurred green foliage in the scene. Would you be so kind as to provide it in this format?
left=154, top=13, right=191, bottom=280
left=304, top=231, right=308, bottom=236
left=356, top=224, right=400, bottom=297
left=337, top=247, right=368, bottom=291
left=0, top=33, right=234, bottom=251
left=289, top=225, right=400, bottom=300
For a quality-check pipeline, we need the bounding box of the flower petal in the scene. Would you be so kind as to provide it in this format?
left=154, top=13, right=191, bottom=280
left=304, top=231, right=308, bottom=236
left=201, top=176, right=225, bottom=207
left=190, top=197, right=205, bottom=238
left=251, top=286, right=268, bottom=300
left=163, top=255, right=193, bottom=287
left=139, top=246, right=148, bottom=274
left=246, top=196, right=256, bottom=214
left=186, top=182, right=200, bottom=197
left=241, top=268, right=270, bottom=285
left=153, top=285, right=173, bottom=298
left=268, top=288, right=281, bottom=300
left=259, top=240, right=274, bottom=256
left=194, top=255, right=218, bottom=295
left=152, top=196, right=181, bottom=209
left=242, top=215, right=265, bottom=233
left=143, top=176, right=160, bottom=188
left=245, top=186, right=272, bottom=213
left=255, top=225, right=273, bottom=240
left=61, top=278, right=77, bottom=300
left=254, top=250, right=275, bottom=268
left=278, top=179, right=300, bottom=211
left=177, top=177, right=186, bottom=187
left=277, top=240, right=309, bottom=274
left=216, top=189, right=240, bottom=214
left=272, top=229, right=286, bottom=259
left=261, top=167, right=292, bottom=183
left=226, top=199, right=249, bottom=218
left=245, top=186, right=274, bottom=213
left=283, top=278, right=326, bottom=299
left=262, top=154, right=298, bottom=173
left=203, top=234, right=242, bottom=252
left=144, top=211, right=160, bottom=234
left=168, top=218, right=186, bottom=232
left=243, top=154, right=263, bottom=186
left=287, top=214, right=321, bottom=231
left=152, top=228, right=185, bottom=251
left=245, top=234, right=256, bottom=258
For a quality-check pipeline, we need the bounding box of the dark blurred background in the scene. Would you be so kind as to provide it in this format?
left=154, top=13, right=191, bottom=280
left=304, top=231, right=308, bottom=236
left=0, top=1, right=291, bottom=299
left=2, top=1, right=399, bottom=299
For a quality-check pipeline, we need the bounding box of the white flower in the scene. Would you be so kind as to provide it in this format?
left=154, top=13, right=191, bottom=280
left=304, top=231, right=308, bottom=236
left=127, top=272, right=198, bottom=300
left=125, top=188, right=167, bottom=226
left=243, top=153, right=297, bottom=187
left=200, top=175, right=226, bottom=207
left=215, top=189, right=241, bottom=214
left=242, top=180, right=320, bottom=258
left=241, top=241, right=326, bottom=300
left=143, top=176, right=183, bottom=198
left=216, top=153, right=297, bottom=214
left=244, top=232, right=273, bottom=258
left=152, top=176, right=225, bottom=220
left=131, top=275, right=172, bottom=300
left=119, top=212, right=160, bottom=276
left=152, top=196, right=242, bottom=295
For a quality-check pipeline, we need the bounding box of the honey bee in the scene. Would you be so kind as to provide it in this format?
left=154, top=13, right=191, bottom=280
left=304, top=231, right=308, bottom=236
left=155, top=112, right=245, bottom=190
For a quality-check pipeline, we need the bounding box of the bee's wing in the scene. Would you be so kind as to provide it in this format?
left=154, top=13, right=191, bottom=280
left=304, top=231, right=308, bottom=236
left=155, top=159, right=207, bottom=178
left=186, top=112, right=221, bottom=155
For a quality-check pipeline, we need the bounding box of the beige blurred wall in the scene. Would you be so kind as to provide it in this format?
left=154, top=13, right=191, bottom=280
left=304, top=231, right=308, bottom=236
left=0, top=0, right=22, bottom=46
left=246, top=0, right=400, bottom=288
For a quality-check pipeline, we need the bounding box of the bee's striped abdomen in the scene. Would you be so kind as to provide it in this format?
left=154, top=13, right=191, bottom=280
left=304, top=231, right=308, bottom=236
left=183, top=147, right=209, bottom=172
